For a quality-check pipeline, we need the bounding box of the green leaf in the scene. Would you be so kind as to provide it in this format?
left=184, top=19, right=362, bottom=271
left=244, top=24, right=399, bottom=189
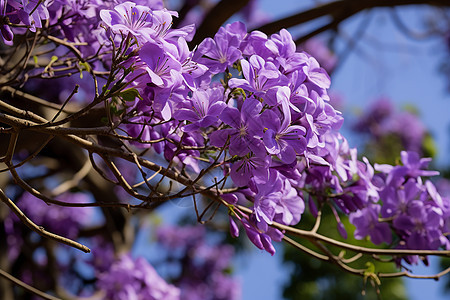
left=422, top=133, right=437, bottom=159
left=119, top=88, right=143, bottom=102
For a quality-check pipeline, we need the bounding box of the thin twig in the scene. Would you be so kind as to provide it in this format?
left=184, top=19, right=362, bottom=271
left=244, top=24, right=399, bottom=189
left=0, top=188, right=90, bottom=253
left=0, top=268, right=62, bottom=300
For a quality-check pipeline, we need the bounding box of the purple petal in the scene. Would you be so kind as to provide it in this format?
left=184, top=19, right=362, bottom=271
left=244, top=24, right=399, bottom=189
left=263, top=129, right=279, bottom=155
left=173, top=108, right=199, bottom=122
left=219, top=107, right=241, bottom=129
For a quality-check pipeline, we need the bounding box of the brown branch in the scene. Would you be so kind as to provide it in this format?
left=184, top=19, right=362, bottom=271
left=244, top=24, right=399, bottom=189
left=191, top=0, right=251, bottom=45
left=236, top=204, right=450, bottom=257
left=0, top=188, right=90, bottom=253
left=45, top=35, right=86, bottom=63
left=254, top=0, right=450, bottom=37
left=0, top=268, right=62, bottom=300
left=1, top=86, right=80, bottom=114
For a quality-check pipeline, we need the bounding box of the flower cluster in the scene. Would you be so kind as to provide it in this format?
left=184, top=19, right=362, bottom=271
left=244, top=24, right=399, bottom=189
left=94, top=1, right=450, bottom=259
left=97, top=254, right=180, bottom=300
left=0, top=0, right=50, bottom=45
left=348, top=151, right=450, bottom=265
left=156, top=225, right=241, bottom=300
left=2, top=0, right=448, bottom=271
left=102, top=12, right=348, bottom=253
left=353, top=98, right=428, bottom=155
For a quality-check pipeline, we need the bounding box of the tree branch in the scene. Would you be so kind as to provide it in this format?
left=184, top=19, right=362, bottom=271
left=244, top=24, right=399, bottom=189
left=0, top=268, right=62, bottom=300
left=0, top=188, right=90, bottom=253
left=254, top=0, right=450, bottom=38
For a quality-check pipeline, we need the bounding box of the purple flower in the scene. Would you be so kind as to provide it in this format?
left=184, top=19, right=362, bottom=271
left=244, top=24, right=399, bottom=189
left=97, top=254, right=180, bottom=300
left=302, top=54, right=331, bottom=89
left=230, top=153, right=270, bottom=187
left=241, top=218, right=276, bottom=255
left=0, top=0, right=13, bottom=45
left=210, top=97, right=264, bottom=156
left=376, top=151, right=439, bottom=188
left=100, top=1, right=154, bottom=42
left=393, top=200, right=444, bottom=250
left=229, top=216, right=240, bottom=238
left=139, top=41, right=182, bottom=87
left=380, top=178, right=421, bottom=218
left=261, top=89, right=306, bottom=164
left=273, top=178, right=305, bottom=225
left=196, top=22, right=245, bottom=74
left=350, top=204, right=392, bottom=245
left=13, top=0, right=49, bottom=32
left=229, top=55, right=286, bottom=98
left=173, top=87, right=226, bottom=132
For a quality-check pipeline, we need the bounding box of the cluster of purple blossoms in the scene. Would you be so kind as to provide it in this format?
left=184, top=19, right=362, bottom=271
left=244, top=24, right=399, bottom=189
left=157, top=226, right=241, bottom=300
left=350, top=152, right=450, bottom=259
left=97, top=253, right=180, bottom=300
left=96, top=1, right=450, bottom=259
left=0, top=0, right=50, bottom=45
left=353, top=98, right=427, bottom=154
left=156, top=225, right=241, bottom=300
left=104, top=13, right=347, bottom=253
left=3, top=0, right=449, bottom=266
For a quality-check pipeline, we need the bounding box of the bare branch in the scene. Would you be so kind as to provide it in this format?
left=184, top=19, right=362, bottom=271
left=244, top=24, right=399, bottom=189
left=0, top=268, right=62, bottom=300
left=0, top=188, right=90, bottom=253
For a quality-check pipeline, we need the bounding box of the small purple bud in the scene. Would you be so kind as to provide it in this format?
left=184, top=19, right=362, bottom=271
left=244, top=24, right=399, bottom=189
left=229, top=216, right=240, bottom=238
left=261, top=233, right=276, bottom=256
left=222, top=193, right=238, bottom=205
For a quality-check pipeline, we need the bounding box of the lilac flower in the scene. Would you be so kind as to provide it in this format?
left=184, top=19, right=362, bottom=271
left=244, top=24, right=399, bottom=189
left=229, top=216, right=240, bottom=238
left=13, top=0, right=50, bottom=32
left=380, top=178, right=421, bottom=218
left=210, top=97, right=264, bottom=157
left=163, top=129, right=203, bottom=173
left=350, top=204, right=392, bottom=245
left=393, top=200, right=444, bottom=249
left=100, top=1, right=154, bottom=42
left=230, top=153, right=270, bottom=187
left=241, top=218, right=276, bottom=255
left=173, top=87, right=226, bottom=132
left=253, top=186, right=281, bottom=229
left=0, top=0, right=13, bottom=45
left=265, top=29, right=309, bottom=75
left=273, top=177, right=305, bottom=225
left=139, top=41, right=182, bottom=87
left=261, top=89, right=307, bottom=164
left=196, top=22, right=245, bottom=74
left=228, top=55, right=286, bottom=98
left=400, top=150, right=439, bottom=178
left=97, top=254, right=180, bottom=300
left=376, top=151, right=439, bottom=187
left=302, top=54, right=331, bottom=89
left=175, top=37, right=209, bottom=87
